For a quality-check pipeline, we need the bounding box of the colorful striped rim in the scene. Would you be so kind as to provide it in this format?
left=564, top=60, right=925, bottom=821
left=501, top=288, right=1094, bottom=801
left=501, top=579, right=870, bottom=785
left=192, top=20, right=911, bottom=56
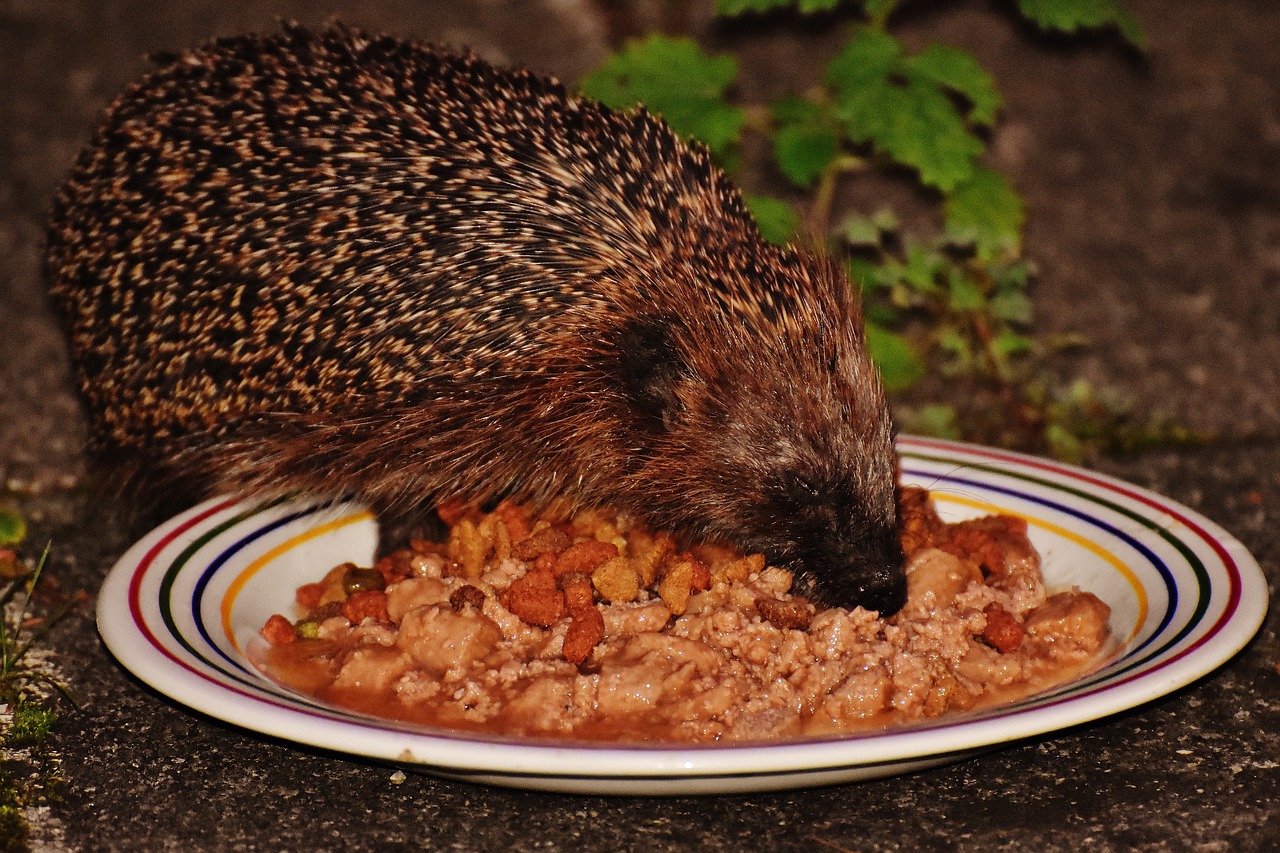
left=97, top=436, right=1267, bottom=791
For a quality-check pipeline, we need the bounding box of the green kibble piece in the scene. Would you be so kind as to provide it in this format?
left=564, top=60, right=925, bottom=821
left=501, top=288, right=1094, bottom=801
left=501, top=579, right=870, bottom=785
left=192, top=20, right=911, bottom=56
left=343, top=566, right=386, bottom=595
left=296, top=620, right=321, bottom=640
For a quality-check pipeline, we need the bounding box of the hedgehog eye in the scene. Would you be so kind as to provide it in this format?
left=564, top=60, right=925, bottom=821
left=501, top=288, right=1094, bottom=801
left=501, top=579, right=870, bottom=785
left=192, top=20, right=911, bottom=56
left=780, top=471, right=822, bottom=506
left=617, top=317, right=685, bottom=432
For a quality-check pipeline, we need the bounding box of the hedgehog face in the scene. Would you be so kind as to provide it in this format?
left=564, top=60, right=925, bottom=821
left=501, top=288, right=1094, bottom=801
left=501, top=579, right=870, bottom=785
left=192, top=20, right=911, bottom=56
left=697, top=368, right=906, bottom=615
left=753, top=443, right=906, bottom=615
left=614, top=315, right=907, bottom=615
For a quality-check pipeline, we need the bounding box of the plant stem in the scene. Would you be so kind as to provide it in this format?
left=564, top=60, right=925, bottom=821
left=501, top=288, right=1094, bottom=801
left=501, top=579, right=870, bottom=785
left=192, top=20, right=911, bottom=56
left=811, top=154, right=865, bottom=239
left=970, top=312, right=1042, bottom=446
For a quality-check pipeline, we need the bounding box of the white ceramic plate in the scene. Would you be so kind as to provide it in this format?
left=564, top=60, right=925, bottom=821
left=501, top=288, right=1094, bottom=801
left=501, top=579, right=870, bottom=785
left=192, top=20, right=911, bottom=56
left=96, top=436, right=1268, bottom=795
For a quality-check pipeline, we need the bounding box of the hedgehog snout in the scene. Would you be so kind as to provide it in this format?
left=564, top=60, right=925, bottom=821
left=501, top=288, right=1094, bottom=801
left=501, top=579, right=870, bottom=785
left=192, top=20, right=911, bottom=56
left=797, top=519, right=907, bottom=616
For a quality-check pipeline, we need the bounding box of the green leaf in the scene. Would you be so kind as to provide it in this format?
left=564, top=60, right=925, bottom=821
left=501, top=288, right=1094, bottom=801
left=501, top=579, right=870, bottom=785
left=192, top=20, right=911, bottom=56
left=938, top=329, right=974, bottom=370
left=863, top=0, right=900, bottom=26
left=716, top=0, right=780, bottom=13
left=826, top=28, right=901, bottom=90
left=797, top=0, right=842, bottom=12
left=943, top=167, right=1025, bottom=261
left=1044, top=421, right=1085, bottom=464
left=994, top=259, right=1033, bottom=291
left=744, top=194, right=801, bottom=245
left=989, top=289, right=1034, bottom=325
left=993, top=330, right=1035, bottom=357
left=903, top=403, right=964, bottom=440
left=871, top=208, right=900, bottom=232
left=900, top=243, right=943, bottom=292
left=716, top=0, right=842, bottom=14
left=906, top=45, right=1001, bottom=126
left=773, top=123, right=840, bottom=188
left=580, top=36, right=745, bottom=157
left=0, top=511, right=24, bottom=547
left=865, top=322, right=926, bottom=391
left=947, top=275, right=985, bottom=312
left=839, top=213, right=884, bottom=247
left=827, top=29, right=983, bottom=191
left=1017, top=0, right=1146, bottom=49
left=848, top=257, right=891, bottom=292
left=865, top=303, right=901, bottom=327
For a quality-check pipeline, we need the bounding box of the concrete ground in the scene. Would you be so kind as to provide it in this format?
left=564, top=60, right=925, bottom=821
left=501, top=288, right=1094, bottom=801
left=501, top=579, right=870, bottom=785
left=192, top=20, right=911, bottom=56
left=1, top=0, right=1278, bottom=849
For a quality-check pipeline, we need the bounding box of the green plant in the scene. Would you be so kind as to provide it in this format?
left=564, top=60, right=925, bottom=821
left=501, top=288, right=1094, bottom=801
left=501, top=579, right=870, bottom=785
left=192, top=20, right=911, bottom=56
left=0, top=547, right=72, bottom=709
left=581, top=0, right=1179, bottom=461
left=0, top=514, right=75, bottom=849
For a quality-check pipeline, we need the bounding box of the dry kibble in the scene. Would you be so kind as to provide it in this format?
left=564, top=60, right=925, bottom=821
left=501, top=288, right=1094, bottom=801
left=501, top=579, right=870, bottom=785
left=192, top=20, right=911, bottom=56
left=560, top=571, right=595, bottom=614
left=940, top=515, right=1029, bottom=576
left=493, top=498, right=532, bottom=542
left=591, top=555, right=641, bottom=603
left=717, top=552, right=765, bottom=584
left=562, top=605, right=606, bottom=665
left=410, top=537, right=446, bottom=556
left=896, top=485, right=946, bottom=554
left=981, top=603, right=1024, bottom=653
left=756, top=597, right=814, bottom=630
left=630, top=532, right=673, bottom=587
left=689, top=556, right=711, bottom=592
left=478, top=511, right=512, bottom=566
left=435, top=498, right=475, bottom=526
left=342, top=589, right=390, bottom=624
left=501, top=570, right=564, bottom=627
left=260, top=613, right=297, bottom=644
left=449, top=584, right=487, bottom=613
left=448, top=517, right=490, bottom=579
left=296, top=581, right=325, bottom=609
left=512, top=526, right=572, bottom=561
left=658, top=560, right=695, bottom=616
left=553, top=540, right=619, bottom=577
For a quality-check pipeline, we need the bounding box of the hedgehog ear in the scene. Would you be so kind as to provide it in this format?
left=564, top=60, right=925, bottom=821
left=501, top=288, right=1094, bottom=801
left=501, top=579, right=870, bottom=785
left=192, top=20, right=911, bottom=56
left=617, top=318, right=685, bottom=432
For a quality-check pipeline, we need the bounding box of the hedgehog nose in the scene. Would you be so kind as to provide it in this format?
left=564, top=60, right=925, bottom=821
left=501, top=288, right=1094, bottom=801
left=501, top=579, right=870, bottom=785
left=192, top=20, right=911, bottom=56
left=858, top=568, right=907, bottom=617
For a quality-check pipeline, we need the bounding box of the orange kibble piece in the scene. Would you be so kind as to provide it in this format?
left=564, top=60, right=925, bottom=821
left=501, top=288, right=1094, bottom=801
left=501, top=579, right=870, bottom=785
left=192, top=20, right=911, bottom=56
left=501, top=570, right=565, bottom=627
left=560, top=572, right=595, bottom=614
left=261, top=614, right=298, bottom=645
left=494, top=499, right=532, bottom=542
left=512, top=526, right=572, bottom=562
left=982, top=603, right=1024, bottom=653
left=553, top=540, right=618, bottom=577
left=295, top=582, right=325, bottom=610
left=342, top=590, right=390, bottom=624
left=374, top=551, right=414, bottom=584
left=562, top=605, right=605, bottom=665
left=688, top=556, right=711, bottom=592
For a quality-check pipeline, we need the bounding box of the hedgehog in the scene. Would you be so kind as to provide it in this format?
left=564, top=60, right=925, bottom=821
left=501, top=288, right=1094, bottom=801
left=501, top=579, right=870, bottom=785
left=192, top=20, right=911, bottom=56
left=45, top=22, right=907, bottom=614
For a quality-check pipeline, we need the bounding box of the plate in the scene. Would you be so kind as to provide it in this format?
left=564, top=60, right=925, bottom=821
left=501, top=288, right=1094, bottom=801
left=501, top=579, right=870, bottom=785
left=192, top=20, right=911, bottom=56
left=96, top=436, right=1268, bottom=795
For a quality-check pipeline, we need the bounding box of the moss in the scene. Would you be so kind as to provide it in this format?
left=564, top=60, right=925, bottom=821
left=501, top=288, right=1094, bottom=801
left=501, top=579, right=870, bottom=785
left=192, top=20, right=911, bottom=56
left=0, top=766, right=29, bottom=850
left=6, top=703, right=56, bottom=749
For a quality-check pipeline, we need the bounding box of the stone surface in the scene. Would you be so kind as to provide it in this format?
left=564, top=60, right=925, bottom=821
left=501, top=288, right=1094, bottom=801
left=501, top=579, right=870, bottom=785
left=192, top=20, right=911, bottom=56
left=1, top=1, right=1277, bottom=850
